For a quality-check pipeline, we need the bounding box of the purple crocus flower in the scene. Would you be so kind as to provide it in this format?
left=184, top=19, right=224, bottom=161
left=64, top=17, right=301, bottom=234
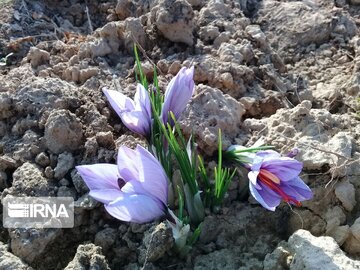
left=103, top=84, right=151, bottom=137
left=103, top=67, right=195, bottom=136
left=248, top=150, right=312, bottom=211
left=161, top=66, right=195, bottom=125
left=76, top=145, right=168, bottom=223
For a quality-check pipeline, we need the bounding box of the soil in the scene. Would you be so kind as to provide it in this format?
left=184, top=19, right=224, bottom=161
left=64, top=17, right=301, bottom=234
left=0, top=0, right=360, bottom=269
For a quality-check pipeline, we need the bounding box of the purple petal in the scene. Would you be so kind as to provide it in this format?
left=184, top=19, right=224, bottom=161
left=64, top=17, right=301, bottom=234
left=89, top=189, right=123, bottom=204
left=261, top=157, right=303, bottom=182
left=248, top=155, right=266, bottom=188
left=134, top=84, right=151, bottom=121
left=117, top=146, right=139, bottom=182
left=120, top=180, right=146, bottom=194
left=103, top=88, right=150, bottom=136
left=135, top=145, right=168, bottom=204
left=161, top=66, right=195, bottom=124
left=76, top=164, right=119, bottom=191
left=103, top=88, right=135, bottom=116
left=116, top=145, right=168, bottom=204
left=259, top=182, right=282, bottom=199
left=255, top=150, right=281, bottom=160
left=280, top=177, right=313, bottom=201
left=248, top=170, right=261, bottom=188
left=249, top=182, right=280, bottom=211
left=105, top=193, right=165, bottom=223
left=121, top=110, right=151, bottom=136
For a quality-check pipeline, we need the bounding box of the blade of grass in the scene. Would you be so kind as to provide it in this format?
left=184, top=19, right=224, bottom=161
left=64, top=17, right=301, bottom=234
left=134, top=44, right=148, bottom=89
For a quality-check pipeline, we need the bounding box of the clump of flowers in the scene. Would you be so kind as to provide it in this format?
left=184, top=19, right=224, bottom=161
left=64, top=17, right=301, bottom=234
left=76, top=45, right=313, bottom=253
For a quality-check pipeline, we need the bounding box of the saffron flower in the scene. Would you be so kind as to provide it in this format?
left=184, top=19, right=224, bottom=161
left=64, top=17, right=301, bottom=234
left=76, top=145, right=168, bottom=223
left=247, top=150, right=312, bottom=211
left=103, top=66, right=195, bottom=136
left=161, top=66, right=195, bottom=125
left=103, top=84, right=152, bottom=137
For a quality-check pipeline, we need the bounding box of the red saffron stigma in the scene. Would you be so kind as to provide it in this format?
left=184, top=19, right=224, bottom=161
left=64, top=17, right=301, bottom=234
left=258, top=169, right=301, bottom=207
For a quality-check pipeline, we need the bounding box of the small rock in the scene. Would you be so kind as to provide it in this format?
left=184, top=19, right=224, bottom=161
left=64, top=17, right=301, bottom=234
left=64, top=244, right=110, bottom=270
left=115, top=0, right=134, bottom=19
left=54, top=152, right=74, bottom=180
left=218, top=43, right=243, bottom=64
left=96, top=131, right=115, bottom=149
left=0, top=241, right=33, bottom=270
left=71, top=169, right=90, bottom=195
left=73, top=194, right=99, bottom=227
left=334, top=181, right=356, bottom=212
left=10, top=228, right=62, bottom=265
left=187, top=0, right=202, bottom=6
left=74, top=194, right=100, bottom=210
left=263, top=244, right=292, bottom=270
left=194, top=248, right=258, bottom=270
left=35, top=152, right=50, bottom=167
left=57, top=186, right=77, bottom=199
left=168, top=61, right=182, bottom=75
left=257, top=1, right=336, bottom=51
left=199, top=25, right=220, bottom=42
left=27, top=47, right=50, bottom=68
left=329, top=225, right=350, bottom=246
left=335, top=0, right=346, bottom=6
left=59, top=178, right=70, bottom=186
left=8, top=162, right=53, bottom=196
left=84, top=137, right=98, bottom=158
left=44, top=166, right=54, bottom=179
left=79, top=68, right=99, bottom=84
left=245, top=25, right=267, bottom=48
left=287, top=230, right=360, bottom=269
left=325, top=206, right=346, bottom=233
left=213, top=32, right=231, bottom=47
left=95, top=228, right=117, bottom=251
left=343, top=234, right=360, bottom=255
left=131, top=223, right=148, bottom=234
left=0, top=95, right=13, bottom=120
left=0, top=155, right=17, bottom=170
left=140, top=222, right=174, bottom=263
left=44, top=109, right=83, bottom=154
left=123, top=17, right=148, bottom=52
left=157, top=59, right=169, bottom=73
left=220, top=72, right=234, bottom=89
left=152, top=0, right=195, bottom=46
left=87, top=38, right=112, bottom=58
left=180, top=84, right=245, bottom=155
left=351, top=218, right=360, bottom=242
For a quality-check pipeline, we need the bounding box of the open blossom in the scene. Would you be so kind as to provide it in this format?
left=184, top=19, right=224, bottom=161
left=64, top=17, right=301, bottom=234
left=161, top=66, right=195, bottom=125
left=76, top=145, right=168, bottom=223
left=103, top=84, right=152, bottom=137
left=247, top=150, right=312, bottom=211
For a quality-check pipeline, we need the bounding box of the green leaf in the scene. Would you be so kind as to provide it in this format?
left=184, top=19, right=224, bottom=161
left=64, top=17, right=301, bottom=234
left=133, top=44, right=148, bottom=89
left=212, top=129, right=236, bottom=207
left=177, top=185, right=184, bottom=222
left=187, top=223, right=201, bottom=246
